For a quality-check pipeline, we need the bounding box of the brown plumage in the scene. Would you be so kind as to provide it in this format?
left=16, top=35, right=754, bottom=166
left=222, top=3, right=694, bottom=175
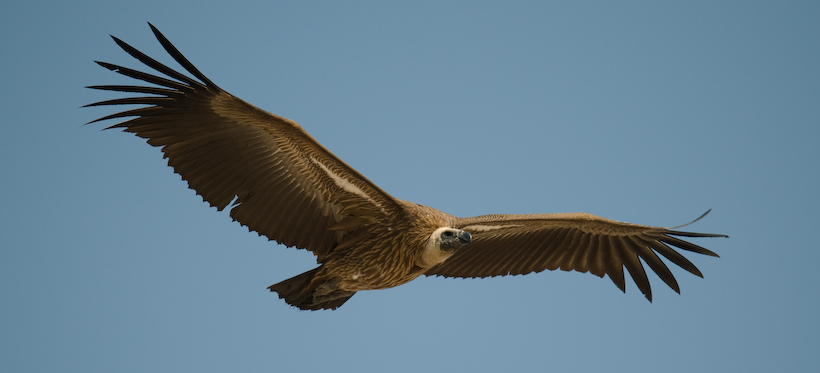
left=86, top=24, right=727, bottom=311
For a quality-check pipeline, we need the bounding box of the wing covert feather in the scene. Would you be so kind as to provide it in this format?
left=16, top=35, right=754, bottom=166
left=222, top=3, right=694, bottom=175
left=427, top=212, right=725, bottom=301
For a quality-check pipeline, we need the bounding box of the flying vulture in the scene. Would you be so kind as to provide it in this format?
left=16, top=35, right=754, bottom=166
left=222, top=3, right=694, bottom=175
left=86, top=24, right=727, bottom=311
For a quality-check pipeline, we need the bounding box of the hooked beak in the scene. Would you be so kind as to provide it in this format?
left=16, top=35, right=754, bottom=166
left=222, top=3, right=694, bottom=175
left=458, top=230, right=472, bottom=244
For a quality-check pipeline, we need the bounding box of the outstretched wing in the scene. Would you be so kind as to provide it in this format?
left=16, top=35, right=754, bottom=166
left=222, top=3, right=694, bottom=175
left=427, top=211, right=726, bottom=301
left=86, top=23, right=403, bottom=259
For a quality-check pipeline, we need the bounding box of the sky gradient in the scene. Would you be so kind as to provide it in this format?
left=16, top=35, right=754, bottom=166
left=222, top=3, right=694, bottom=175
left=2, top=1, right=819, bottom=372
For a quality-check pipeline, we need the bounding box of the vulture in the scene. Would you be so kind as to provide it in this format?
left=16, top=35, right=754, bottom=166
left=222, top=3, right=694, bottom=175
left=86, top=23, right=727, bottom=311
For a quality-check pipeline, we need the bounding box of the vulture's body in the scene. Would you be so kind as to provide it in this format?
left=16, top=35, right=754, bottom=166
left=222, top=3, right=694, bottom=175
left=87, top=24, right=726, bottom=310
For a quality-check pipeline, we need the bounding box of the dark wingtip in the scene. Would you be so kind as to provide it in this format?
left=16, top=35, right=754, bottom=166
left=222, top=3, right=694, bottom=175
left=147, top=24, right=161, bottom=42
left=144, top=22, right=219, bottom=88
left=94, top=60, right=118, bottom=71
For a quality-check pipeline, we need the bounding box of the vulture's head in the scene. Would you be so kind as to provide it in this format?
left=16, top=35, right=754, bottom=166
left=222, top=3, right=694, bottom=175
left=417, top=227, right=472, bottom=268
left=437, top=228, right=472, bottom=251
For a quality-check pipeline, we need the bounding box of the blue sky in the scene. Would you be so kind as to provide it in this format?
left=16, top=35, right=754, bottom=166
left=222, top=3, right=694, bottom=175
left=2, top=1, right=818, bottom=372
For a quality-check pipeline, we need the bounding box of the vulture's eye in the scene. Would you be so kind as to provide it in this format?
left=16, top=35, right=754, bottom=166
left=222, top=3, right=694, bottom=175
left=442, top=231, right=454, bottom=238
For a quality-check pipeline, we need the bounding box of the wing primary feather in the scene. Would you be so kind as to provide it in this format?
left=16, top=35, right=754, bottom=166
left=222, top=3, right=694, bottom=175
left=627, top=236, right=680, bottom=294
left=109, top=34, right=206, bottom=89
left=611, top=236, right=652, bottom=301
left=92, top=61, right=192, bottom=92
left=83, top=97, right=174, bottom=107
left=666, top=230, right=729, bottom=238
left=661, top=235, right=720, bottom=257
left=87, top=107, right=157, bottom=125
left=147, top=22, right=220, bottom=89
left=651, top=241, right=704, bottom=278
left=85, top=85, right=182, bottom=97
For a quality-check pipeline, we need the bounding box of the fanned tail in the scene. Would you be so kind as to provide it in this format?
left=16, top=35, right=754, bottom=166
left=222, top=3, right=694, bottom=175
left=268, top=267, right=356, bottom=311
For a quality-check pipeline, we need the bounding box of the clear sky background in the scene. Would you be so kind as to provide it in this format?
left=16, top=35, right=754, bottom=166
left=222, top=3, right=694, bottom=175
left=2, top=1, right=818, bottom=372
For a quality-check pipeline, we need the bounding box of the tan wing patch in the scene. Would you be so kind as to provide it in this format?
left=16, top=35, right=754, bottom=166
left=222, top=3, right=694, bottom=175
left=309, top=156, right=386, bottom=214
left=462, top=224, right=522, bottom=233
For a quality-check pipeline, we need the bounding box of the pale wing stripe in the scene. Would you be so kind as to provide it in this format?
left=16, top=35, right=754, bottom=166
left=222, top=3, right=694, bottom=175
left=309, top=156, right=386, bottom=215
left=462, top=224, right=522, bottom=233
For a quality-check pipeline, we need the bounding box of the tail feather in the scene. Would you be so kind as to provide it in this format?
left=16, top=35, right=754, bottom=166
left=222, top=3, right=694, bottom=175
left=268, top=267, right=356, bottom=311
